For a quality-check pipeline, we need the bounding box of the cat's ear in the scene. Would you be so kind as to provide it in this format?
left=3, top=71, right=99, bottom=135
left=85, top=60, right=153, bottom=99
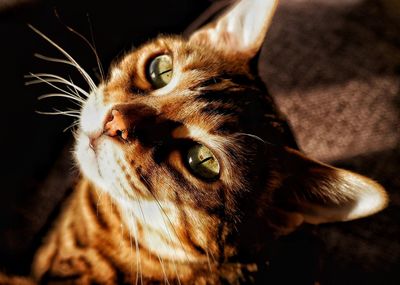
left=272, top=148, right=388, bottom=225
left=189, top=0, right=278, bottom=57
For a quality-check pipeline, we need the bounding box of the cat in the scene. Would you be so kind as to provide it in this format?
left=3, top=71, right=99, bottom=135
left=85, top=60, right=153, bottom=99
left=0, top=0, right=388, bottom=284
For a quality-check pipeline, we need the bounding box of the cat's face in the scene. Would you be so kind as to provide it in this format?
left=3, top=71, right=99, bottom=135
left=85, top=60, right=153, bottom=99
left=76, top=35, right=282, bottom=262
left=75, top=0, right=387, bottom=264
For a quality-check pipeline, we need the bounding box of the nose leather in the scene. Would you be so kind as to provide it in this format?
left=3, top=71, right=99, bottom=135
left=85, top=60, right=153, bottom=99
left=100, top=103, right=179, bottom=146
left=104, top=110, right=129, bottom=140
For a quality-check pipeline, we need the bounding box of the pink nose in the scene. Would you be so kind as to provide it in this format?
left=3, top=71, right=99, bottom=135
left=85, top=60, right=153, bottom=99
left=104, top=110, right=128, bottom=140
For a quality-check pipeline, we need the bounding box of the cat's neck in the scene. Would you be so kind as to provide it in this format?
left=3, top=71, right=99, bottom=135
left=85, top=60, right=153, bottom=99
left=84, top=179, right=261, bottom=283
left=116, top=196, right=199, bottom=262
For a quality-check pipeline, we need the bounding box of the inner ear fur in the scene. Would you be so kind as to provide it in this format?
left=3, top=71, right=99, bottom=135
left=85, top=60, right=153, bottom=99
left=189, top=0, right=279, bottom=58
left=272, top=147, right=388, bottom=225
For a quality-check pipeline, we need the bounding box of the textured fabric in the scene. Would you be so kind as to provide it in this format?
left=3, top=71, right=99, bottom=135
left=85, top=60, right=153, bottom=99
left=260, top=0, right=400, bottom=283
left=262, top=0, right=400, bottom=162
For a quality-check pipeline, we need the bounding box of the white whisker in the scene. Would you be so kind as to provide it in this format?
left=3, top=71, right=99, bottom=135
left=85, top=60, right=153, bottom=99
left=63, top=121, right=80, bottom=133
left=65, top=84, right=80, bottom=98
left=68, top=76, right=84, bottom=97
left=136, top=198, right=170, bottom=285
left=28, top=79, right=83, bottom=102
left=27, top=73, right=85, bottom=105
left=118, top=158, right=169, bottom=285
left=25, top=73, right=89, bottom=97
left=32, top=53, right=97, bottom=93
left=62, top=17, right=105, bottom=81
left=28, top=24, right=97, bottom=92
left=137, top=173, right=183, bottom=285
left=235, top=132, right=266, bottom=143
left=26, top=79, right=84, bottom=103
left=114, top=174, right=142, bottom=285
left=70, top=128, right=79, bottom=140
left=184, top=208, right=216, bottom=272
left=128, top=209, right=141, bottom=285
left=35, top=53, right=96, bottom=92
left=36, top=109, right=80, bottom=118
left=38, top=93, right=85, bottom=105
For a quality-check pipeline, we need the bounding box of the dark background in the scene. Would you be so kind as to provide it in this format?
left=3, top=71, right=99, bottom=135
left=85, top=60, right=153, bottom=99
left=0, top=0, right=399, bottom=284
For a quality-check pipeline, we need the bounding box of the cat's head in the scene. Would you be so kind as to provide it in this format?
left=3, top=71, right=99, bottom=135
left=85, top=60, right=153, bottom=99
left=75, top=0, right=387, bottom=263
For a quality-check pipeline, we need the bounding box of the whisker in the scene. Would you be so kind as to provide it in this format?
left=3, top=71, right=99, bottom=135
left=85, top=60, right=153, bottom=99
left=184, top=208, right=215, bottom=272
left=27, top=73, right=85, bottom=104
left=115, top=158, right=172, bottom=285
left=25, top=73, right=89, bottom=97
left=59, top=13, right=105, bottom=81
left=113, top=172, right=141, bottom=285
left=138, top=173, right=184, bottom=285
left=36, top=109, right=80, bottom=118
left=86, top=14, right=105, bottom=81
left=63, top=121, right=80, bottom=133
left=38, top=93, right=85, bottom=105
left=53, top=9, right=105, bottom=81
left=128, top=209, right=141, bottom=285
left=71, top=128, right=79, bottom=140
left=32, top=52, right=97, bottom=92
left=65, top=84, right=80, bottom=98
left=136, top=197, right=170, bottom=285
left=28, top=81, right=83, bottom=103
left=28, top=24, right=97, bottom=92
left=234, top=132, right=267, bottom=143
left=26, top=78, right=83, bottom=100
left=68, top=76, right=84, bottom=97
left=118, top=159, right=170, bottom=285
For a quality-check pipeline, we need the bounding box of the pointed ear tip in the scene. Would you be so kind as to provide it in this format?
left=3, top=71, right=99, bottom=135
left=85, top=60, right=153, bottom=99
left=340, top=169, right=389, bottom=201
left=367, top=180, right=389, bottom=213
left=338, top=169, right=389, bottom=219
left=188, top=0, right=279, bottom=57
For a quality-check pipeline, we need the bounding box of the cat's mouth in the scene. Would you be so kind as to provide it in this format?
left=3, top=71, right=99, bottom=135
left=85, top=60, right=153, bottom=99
left=75, top=131, right=105, bottom=187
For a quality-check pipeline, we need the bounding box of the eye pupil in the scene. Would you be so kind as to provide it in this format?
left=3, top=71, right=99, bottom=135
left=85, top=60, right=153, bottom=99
left=198, top=156, right=213, bottom=165
left=187, top=144, right=220, bottom=180
left=148, top=54, right=173, bottom=88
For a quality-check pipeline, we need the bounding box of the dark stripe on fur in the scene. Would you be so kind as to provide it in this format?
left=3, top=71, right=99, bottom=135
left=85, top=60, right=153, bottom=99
left=200, top=104, right=238, bottom=117
left=216, top=187, right=228, bottom=263
left=165, top=163, right=223, bottom=215
left=173, top=190, right=208, bottom=257
left=94, top=250, right=131, bottom=285
left=39, top=235, right=61, bottom=284
left=71, top=221, right=88, bottom=249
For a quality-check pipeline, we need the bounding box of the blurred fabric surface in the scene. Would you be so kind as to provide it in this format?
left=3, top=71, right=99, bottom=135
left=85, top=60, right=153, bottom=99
left=261, top=0, right=400, bottom=284
left=0, top=0, right=399, bottom=284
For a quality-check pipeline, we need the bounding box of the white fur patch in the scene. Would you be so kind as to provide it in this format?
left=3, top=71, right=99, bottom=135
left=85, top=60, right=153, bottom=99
left=118, top=199, right=199, bottom=262
left=110, top=67, right=124, bottom=81
left=79, top=88, right=112, bottom=138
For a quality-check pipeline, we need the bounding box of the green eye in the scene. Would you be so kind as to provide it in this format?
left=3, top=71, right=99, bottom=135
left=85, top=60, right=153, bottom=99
left=148, top=54, right=173, bottom=88
left=187, top=144, right=220, bottom=180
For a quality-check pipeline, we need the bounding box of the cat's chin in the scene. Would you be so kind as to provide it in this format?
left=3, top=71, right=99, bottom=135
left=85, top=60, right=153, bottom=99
left=75, top=131, right=107, bottom=190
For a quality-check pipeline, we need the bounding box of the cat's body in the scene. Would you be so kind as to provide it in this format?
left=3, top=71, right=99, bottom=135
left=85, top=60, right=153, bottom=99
left=31, top=179, right=264, bottom=284
left=1, top=0, right=388, bottom=284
